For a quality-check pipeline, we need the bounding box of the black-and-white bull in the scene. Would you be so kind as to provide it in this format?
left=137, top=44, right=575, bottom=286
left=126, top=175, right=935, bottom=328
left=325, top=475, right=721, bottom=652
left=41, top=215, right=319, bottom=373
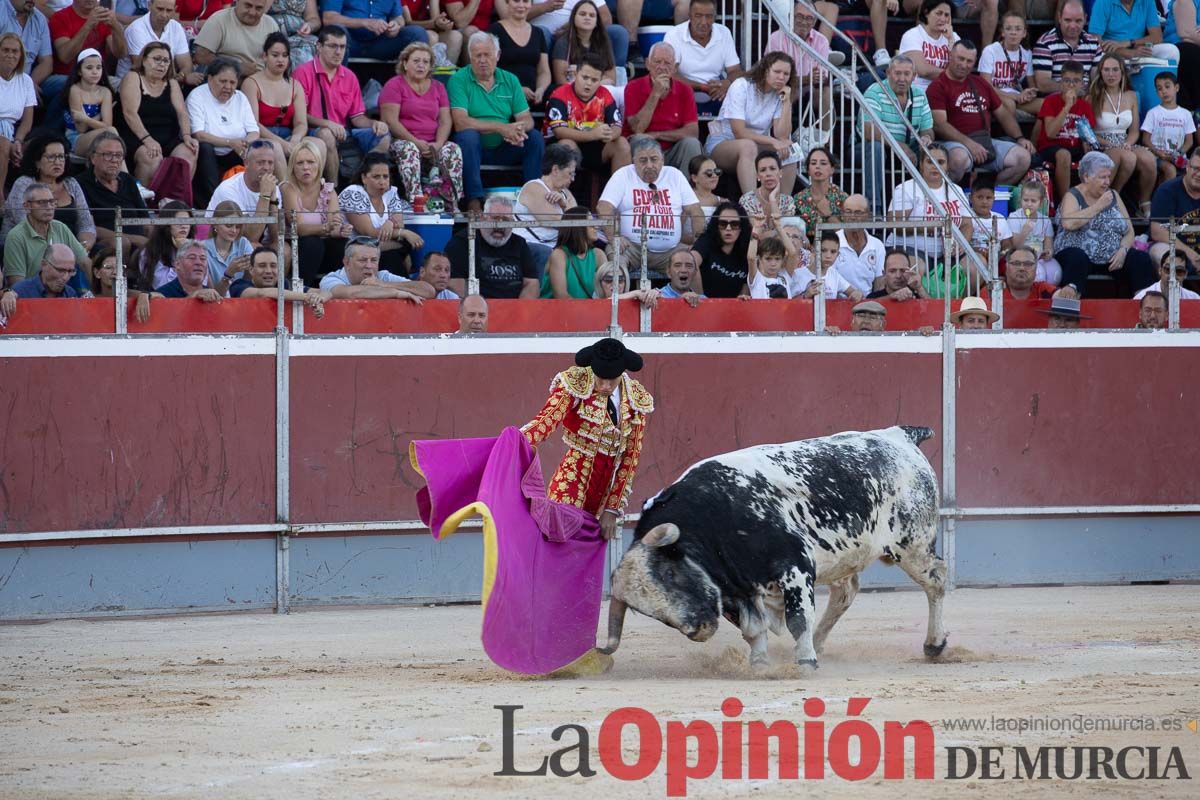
left=599, top=425, right=947, bottom=668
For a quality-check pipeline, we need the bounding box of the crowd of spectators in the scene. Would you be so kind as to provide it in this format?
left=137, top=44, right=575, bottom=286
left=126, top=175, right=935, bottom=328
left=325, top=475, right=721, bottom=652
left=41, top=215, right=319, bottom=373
left=0, top=0, right=1195, bottom=331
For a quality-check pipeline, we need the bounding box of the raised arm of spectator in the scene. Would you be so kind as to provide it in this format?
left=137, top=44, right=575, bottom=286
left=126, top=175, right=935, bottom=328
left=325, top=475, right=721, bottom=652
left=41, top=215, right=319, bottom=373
left=681, top=203, right=704, bottom=245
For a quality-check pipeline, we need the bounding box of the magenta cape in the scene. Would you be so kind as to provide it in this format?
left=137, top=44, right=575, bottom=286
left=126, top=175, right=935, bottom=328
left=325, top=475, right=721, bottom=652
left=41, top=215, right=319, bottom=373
left=409, top=427, right=607, bottom=675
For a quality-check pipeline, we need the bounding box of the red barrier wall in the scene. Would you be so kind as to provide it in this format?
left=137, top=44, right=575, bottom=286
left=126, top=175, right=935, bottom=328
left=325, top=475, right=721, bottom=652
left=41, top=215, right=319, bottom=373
left=0, top=356, right=277, bottom=533
left=955, top=347, right=1200, bottom=507
left=4, top=297, right=1199, bottom=335
left=287, top=352, right=942, bottom=523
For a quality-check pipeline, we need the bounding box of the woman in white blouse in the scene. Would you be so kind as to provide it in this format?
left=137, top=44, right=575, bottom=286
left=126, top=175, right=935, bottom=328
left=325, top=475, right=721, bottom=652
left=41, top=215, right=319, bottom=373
left=338, top=152, right=424, bottom=274
left=0, top=33, right=36, bottom=205
left=703, top=51, right=797, bottom=196
left=187, top=57, right=261, bottom=200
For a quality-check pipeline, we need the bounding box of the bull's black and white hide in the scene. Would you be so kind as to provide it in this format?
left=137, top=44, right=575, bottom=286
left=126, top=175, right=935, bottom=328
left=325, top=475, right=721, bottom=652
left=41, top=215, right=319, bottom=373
left=599, top=425, right=947, bottom=669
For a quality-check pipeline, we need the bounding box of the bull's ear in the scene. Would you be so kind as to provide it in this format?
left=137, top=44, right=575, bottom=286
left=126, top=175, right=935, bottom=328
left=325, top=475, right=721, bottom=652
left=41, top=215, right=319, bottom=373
left=643, top=523, right=680, bottom=548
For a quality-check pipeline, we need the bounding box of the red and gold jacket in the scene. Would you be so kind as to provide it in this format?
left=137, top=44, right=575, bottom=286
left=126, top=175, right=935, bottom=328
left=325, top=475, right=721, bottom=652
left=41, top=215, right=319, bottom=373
left=521, top=366, right=654, bottom=516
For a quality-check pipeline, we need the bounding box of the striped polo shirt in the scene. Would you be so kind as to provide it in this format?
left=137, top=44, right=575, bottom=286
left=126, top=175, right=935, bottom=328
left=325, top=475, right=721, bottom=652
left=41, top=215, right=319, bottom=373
left=858, top=81, right=934, bottom=143
left=1031, top=27, right=1103, bottom=83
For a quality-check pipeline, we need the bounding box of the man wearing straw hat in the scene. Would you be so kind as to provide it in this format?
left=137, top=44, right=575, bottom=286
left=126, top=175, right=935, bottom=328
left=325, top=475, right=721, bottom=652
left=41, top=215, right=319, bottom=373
left=951, top=296, right=998, bottom=329
left=521, top=337, right=654, bottom=541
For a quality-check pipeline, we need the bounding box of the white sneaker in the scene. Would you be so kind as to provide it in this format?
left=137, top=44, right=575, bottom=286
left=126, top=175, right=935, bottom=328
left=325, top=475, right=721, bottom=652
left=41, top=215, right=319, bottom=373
left=874, top=49, right=891, bottom=67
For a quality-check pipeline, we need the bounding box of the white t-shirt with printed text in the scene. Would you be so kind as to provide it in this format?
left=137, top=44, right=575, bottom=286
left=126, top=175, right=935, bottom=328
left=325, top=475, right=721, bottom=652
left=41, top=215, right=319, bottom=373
left=748, top=269, right=794, bottom=299
left=599, top=165, right=699, bottom=252
left=886, top=178, right=970, bottom=255
left=791, top=265, right=856, bottom=299
left=898, top=26, right=960, bottom=91
left=1141, top=105, right=1197, bottom=153
left=978, top=43, right=1033, bottom=94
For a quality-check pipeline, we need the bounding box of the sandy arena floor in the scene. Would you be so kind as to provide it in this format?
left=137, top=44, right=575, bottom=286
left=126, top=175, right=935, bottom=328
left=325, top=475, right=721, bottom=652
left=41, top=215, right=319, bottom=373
left=1, top=585, right=1198, bottom=799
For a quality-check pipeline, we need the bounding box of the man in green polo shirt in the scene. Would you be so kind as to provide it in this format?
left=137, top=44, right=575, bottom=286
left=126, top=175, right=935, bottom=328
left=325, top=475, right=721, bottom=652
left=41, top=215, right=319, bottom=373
left=449, top=31, right=545, bottom=212
left=859, top=55, right=935, bottom=216
left=3, top=183, right=92, bottom=294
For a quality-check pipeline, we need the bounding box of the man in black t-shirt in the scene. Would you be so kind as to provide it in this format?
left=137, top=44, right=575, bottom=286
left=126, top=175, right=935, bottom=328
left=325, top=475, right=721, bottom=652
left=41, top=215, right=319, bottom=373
left=75, top=132, right=148, bottom=255
left=1149, top=149, right=1200, bottom=276
left=446, top=196, right=539, bottom=299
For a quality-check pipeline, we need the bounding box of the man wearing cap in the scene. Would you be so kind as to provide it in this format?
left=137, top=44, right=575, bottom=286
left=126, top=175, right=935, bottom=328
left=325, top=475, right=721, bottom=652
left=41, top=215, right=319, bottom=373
left=825, top=299, right=887, bottom=334
left=951, top=296, right=998, bottom=330
left=1038, top=293, right=1091, bottom=329
left=521, top=337, right=654, bottom=540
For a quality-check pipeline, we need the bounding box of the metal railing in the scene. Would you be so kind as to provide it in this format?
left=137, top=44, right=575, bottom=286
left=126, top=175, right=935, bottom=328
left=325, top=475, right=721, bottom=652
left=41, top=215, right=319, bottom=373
left=710, top=0, right=992, bottom=285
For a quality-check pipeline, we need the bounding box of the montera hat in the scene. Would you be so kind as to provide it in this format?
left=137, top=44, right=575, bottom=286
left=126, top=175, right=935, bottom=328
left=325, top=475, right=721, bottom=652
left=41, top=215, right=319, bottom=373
left=575, top=338, right=644, bottom=379
left=1035, top=296, right=1092, bottom=320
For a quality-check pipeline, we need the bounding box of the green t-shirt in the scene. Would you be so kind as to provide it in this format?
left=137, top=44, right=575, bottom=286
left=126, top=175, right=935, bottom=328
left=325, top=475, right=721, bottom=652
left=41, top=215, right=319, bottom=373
left=447, top=66, right=529, bottom=150
left=3, top=220, right=88, bottom=281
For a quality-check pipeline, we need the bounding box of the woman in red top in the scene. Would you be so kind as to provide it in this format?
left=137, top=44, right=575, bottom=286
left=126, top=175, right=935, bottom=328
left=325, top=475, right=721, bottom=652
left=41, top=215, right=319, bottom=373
left=176, top=0, right=232, bottom=33
left=243, top=31, right=311, bottom=181
left=445, top=0, right=494, bottom=41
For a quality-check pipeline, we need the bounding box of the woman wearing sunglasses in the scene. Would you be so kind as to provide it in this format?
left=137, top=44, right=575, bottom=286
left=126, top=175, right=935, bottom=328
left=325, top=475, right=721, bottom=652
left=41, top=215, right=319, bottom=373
left=687, top=155, right=728, bottom=227
left=690, top=200, right=752, bottom=298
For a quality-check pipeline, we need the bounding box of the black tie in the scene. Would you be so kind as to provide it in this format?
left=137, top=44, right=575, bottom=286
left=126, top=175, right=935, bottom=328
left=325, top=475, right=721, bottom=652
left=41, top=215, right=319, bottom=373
left=607, top=395, right=619, bottom=427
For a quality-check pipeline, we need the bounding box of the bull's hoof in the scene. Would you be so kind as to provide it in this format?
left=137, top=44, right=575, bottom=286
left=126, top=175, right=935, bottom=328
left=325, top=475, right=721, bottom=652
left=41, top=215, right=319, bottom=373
left=750, top=658, right=770, bottom=674
left=796, top=659, right=818, bottom=671
left=924, top=639, right=948, bottom=659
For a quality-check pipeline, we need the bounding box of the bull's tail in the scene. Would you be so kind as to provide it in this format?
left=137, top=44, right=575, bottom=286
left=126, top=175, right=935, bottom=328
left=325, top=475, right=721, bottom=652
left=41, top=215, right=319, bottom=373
left=900, top=426, right=935, bottom=446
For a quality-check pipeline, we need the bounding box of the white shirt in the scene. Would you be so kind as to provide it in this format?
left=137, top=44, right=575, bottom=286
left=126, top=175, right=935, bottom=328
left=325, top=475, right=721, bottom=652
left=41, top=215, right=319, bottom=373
left=1008, top=209, right=1054, bottom=254
left=835, top=229, right=886, bottom=294
left=887, top=178, right=969, bottom=256
left=969, top=210, right=1013, bottom=251
left=898, top=26, right=959, bottom=91
left=0, top=70, right=36, bottom=124
left=662, top=22, right=740, bottom=89
left=748, top=269, right=793, bottom=299
left=119, top=15, right=189, bottom=82
left=791, top=265, right=856, bottom=298
left=532, top=0, right=583, bottom=36
left=1134, top=282, right=1200, bottom=300
left=977, top=43, right=1032, bottom=94
left=599, top=164, right=698, bottom=252
left=207, top=173, right=282, bottom=214
left=1140, top=105, right=1197, bottom=153
left=319, top=268, right=411, bottom=292
left=186, top=85, right=258, bottom=156
left=706, top=77, right=784, bottom=141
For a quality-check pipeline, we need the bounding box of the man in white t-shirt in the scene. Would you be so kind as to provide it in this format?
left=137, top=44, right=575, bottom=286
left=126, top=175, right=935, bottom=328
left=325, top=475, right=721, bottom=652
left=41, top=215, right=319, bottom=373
left=118, top=0, right=196, bottom=84
left=207, top=142, right=282, bottom=246
left=1133, top=251, right=1200, bottom=300
left=598, top=134, right=704, bottom=285
left=661, top=0, right=741, bottom=113
left=834, top=194, right=887, bottom=294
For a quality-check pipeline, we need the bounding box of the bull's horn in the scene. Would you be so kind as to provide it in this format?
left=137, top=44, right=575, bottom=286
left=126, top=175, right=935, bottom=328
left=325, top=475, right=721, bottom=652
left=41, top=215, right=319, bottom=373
left=596, top=598, right=627, bottom=655
left=642, top=522, right=680, bottom=548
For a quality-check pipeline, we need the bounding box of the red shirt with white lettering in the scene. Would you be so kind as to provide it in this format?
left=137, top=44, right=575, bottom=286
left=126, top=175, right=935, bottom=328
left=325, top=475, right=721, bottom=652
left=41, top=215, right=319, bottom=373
left=926, top=73, right=1004, bottom=137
